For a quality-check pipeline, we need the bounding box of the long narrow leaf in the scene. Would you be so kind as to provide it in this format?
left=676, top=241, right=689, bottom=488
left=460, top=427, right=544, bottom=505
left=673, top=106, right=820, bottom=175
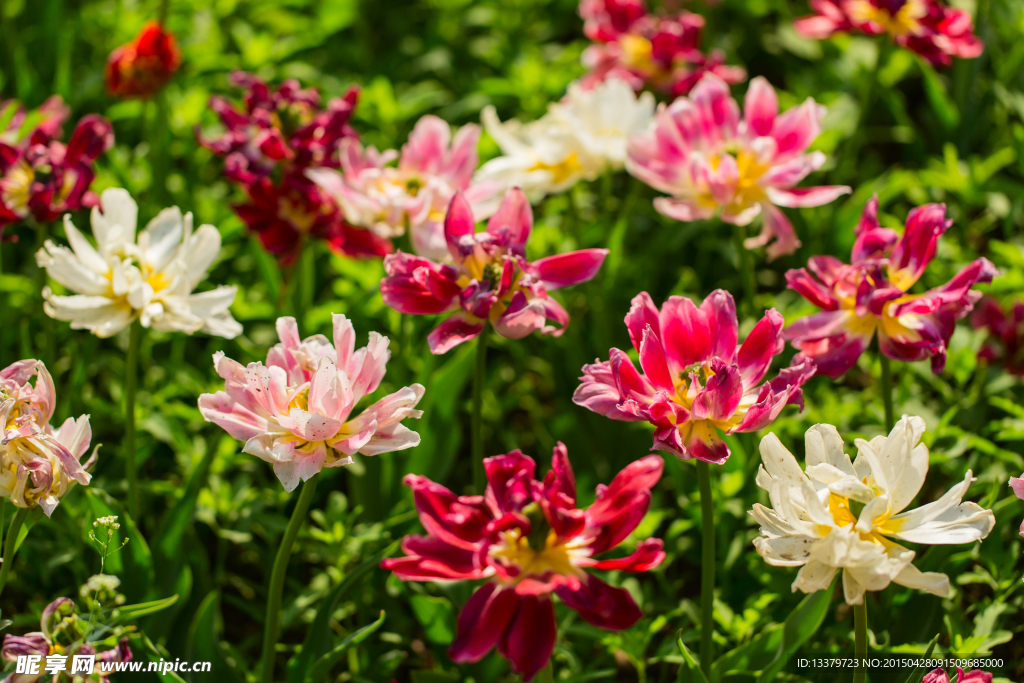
left=112, top=595, right=179, bottom=624
left=677, top=635, right=711, bottom=683
left=304, top=610, right=386, bottom=683
left=899, top=635, right=940, bottom=683
left=756, top=587, right=833, bottom=683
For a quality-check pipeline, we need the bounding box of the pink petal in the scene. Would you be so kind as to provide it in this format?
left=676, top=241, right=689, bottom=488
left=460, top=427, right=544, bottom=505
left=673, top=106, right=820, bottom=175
left=449, top=584, right=521, bottom=664
left=659, top=295, right=713, bottom=374
left=690, top=361, right=743, bottom=422
left=766, top=184, right=850, bottom=207
left=493, top=291, right=547, bottom=340
left=399, top=115, right=452, bottom=176
left=531, top=249, right=609, bottom=290
left=653, top=197, right=717, bottom=222
left=442, top=123, right=482, bottom=189
left=332, top=313, right=356, bottom=370
left=585, top=455, right=664, bottom=554
left=405, top=473, right=492, bottom=549
left=610, top=348, right=659, bottom=402
left=770, top=98, right=823, bottom=162
left=484, top=450, right=536, bottom=514
left=744, top=76, right=778, bottom=137
left=785, top=267, right=841, bottom=310
left=444, top=192, right=478, bottom=261
left=427, top=313, right=486, bottom=354
left=638, top=326, right=674, bottom=392
left=737, top=308, right=785, bottom=387
left=625, top=291, right=662, bottom=351
left=1010, top=476, right=1024, bottom=501
left=498, top=595, right=556, bottom=681
left=486, top=188, right=532, bottom=256
left=688, top=74, right=741, bottom=147
left=791, top=330, right=870, bottom=379
left=746, top=203, right=801, bottom=260
left=198, top=391, right=270, bottom=441
left=382, top=535, right=483, bottom=581
left=589, top=538, right=666, bottom=572
left=701, top=289, right=739, bottom=361
left=555, top=573, right=643, bottom=630
left=682, top=420, right=731, bottom=463
left=887, top=203, right=952, bottom=289
left=573, top=359, right=645, bottom=422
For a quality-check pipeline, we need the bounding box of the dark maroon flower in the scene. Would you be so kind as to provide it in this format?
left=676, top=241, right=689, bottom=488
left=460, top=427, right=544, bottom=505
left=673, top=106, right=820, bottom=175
left=382, top=444, right=665, bottom=680
left=972, top=297, right=1024, bottom=376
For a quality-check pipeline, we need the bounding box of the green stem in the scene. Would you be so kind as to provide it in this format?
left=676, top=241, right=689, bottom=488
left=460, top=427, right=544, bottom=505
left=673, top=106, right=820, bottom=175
left=260, top=474, right=319, bottom=683
left=537, top=662, right=555, bottom=683
left=0, top=508, right=29, bottom=601
left=733, top=223, right=756, bottom=317
left=695, top=460, right=715, bottom=677
left=34, top=221, right=54, bottom=364
left=125, top=320, right=141, bottom=521
left=879, top=353, right=894, bottom=431
left=471, top=325, right=491, bottom=491
left=853, top=600, right=867, bottom=683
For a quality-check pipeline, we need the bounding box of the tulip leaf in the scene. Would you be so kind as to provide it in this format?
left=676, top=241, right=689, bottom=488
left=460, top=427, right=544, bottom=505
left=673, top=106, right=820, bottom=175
left=754, top=587, right=833, bottom=683
left=304, top=610, right=386, bottom=683
left=409, top=593, right=455, bottom=645
left=286, top=540, right=399, bottom=683
left=918, top=57, right=960, bottom=129
left=898, top=635, right=940, bottom=683
left=112, top=594, right=179, bottom=623
left=676, top=635, right=711, bottom=683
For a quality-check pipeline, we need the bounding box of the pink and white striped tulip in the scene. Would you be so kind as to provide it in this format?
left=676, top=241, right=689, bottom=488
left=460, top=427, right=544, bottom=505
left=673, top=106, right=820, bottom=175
left=626, top=74, right=850, bottom=259
left=198, top=315, right=424, bottom=492
left=574, top=290, right=814, bottom=463
left=308, top=115, right=501, bottom=261
left=785, top=196, right=997, bottom=377
left=381, top=188, right=609, bottom=354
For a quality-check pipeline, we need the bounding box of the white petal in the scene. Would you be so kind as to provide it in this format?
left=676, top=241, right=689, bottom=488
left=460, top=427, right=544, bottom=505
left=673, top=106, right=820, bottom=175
left=883, top=471, right=977, bottom=535
left=181, top=224, right=223, bottom=289
left=892, top=562, right=949, bottom=597
left=759, top=432, right=808, bottom=487
left=91, top=188, right=138, bottom=248
left=842, top=569, right=865, bottom=605
left=62, top=215, right=108, bottom=274
left=753, top=534, right=816, bottom=567
left=886, top=501, right=995, bottom=545
left=805, top=423, right=854, bottom=474
left=139, top=206, right=184, bottom=273
left=792, top=560, right=838, bottom=594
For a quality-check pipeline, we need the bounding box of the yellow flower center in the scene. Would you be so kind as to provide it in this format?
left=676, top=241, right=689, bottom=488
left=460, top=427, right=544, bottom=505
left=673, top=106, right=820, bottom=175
left=848, top=0, right=926, bottom=36
left=527, top=152, right=584, bottom=186
left=697, top=150, right=770, bottom=216
left=491, top=527, right=579, bottom=581
left=1, top=160, right=34, bottom=217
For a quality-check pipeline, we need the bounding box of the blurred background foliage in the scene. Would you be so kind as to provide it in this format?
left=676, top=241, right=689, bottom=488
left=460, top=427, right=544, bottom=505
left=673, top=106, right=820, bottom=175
left=1, top=0, right=1023, bottom=681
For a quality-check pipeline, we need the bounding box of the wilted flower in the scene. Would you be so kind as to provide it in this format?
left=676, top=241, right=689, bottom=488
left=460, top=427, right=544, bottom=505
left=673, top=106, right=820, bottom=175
left=751, top=416, right=995, bottom=605
left=627, top=74, right=850, bottom=260
left=785, top=196, right=997, bottom=377
left=923, top=669, right=993, bottom=683
left=971, top=297, right=1024, bottom=376
left=308, top=115, right=501, bottom=261
left=578, top=0, right=746, bottom=96
left=0, top=99, right=113, bottom=237
left=382, top=444, right=665, bottom=681
left=105, top=21, right=182, bottom=98
left=1011, top=475, right=1024, bottom=539
left=197, top=72, right=390, bottom=262
left=1, top=597, right=132, bottom=683
left=574, top=289, right=814, bottom=463
left=475, top=79, right=655, bottom=203
left=0, top=359, right=95, bottom=517
left=381, top=188, right=608, bottom=354
left=36, top=188, right=242, bottom=339
left=794, top=0, right=983, bottom=67
left=198, top=314, right=425, bottom=492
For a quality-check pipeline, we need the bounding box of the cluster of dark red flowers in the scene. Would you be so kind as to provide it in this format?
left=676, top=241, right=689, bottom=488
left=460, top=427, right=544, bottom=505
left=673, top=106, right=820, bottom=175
left=972, top=297, right=1024, bottom=376
left=578, top=0, right=746, bottom=96
left=0, top=97, right=113, bottom=240
left=198, top=72, right=389, bottom=263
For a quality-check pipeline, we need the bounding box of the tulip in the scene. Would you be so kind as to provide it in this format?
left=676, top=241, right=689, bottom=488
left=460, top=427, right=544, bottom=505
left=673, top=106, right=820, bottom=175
left=309, top=115, right=501, bottom=261
left=971, top=297, right=1024, bottom=376
left=578, top=0, right=746, bottom=96
left=785, top=196, right=997, bottom=378
left=198, top=314, right=424, bottom=491
left=627, top=74, right=850, bottom=260
left=382, top=444, right=665, bottom=680
left=922, top=667, right=992, bottom=683
left=574, top=289, right=814, bottom=464
left=794, top=0, right=983, bottom=66
left=381, top=188, right=608, bottom=354
left=105, top=21, right=182, bottom=99
left=1010, top=474, right=1024, bottom=539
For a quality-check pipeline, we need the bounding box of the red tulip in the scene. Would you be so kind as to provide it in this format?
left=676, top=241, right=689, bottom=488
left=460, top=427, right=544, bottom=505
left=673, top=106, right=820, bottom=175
left=105, top=21, right=182, bottom=98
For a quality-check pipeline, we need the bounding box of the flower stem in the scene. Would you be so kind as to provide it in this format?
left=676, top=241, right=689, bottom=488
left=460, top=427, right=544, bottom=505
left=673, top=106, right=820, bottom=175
left=471, top=325, right=491, bottom=490
left=0, top=508, right=29, bottom=601
left=853, top=600, right=868, bottom=683
left=124, top=320, right=141, bottom=521
left=695, top=460, right=715, bottom=677
left=537, top=662, right=555, bottom=683
left=733, top=223, right=756, bottom=317
left=260, top=474, right=319, bottom=683
left=879, top=353, right=894, bottom=430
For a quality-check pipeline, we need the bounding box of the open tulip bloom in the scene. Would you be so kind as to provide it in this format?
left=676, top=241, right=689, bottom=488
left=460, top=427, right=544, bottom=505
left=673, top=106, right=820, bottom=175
left=923, top=669, right=993, bottom=683
left=36, top=188, right=242, bottom=339
left=794, top=0, right=983, bottom=67
left=1, top=360, right=95, bottom=516
left=751, top=416, right=995, bottom=605
left=574, top=289, right=815, bottom=463
left=626, top=74, right=851, bottom=260
left=382, top=444, right=665, bottom=681
left=198, top=314, right=424, bottom=492
left=381, top=188, right=609, bottom=354
left=105, top=20, right=181, bottom=99
left=308, top=115, right=501, bottom=261
left=785, top=196, right=997, bottom=377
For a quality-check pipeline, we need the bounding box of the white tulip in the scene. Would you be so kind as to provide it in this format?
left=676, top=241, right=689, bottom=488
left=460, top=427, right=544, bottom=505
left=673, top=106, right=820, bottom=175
left=36, top=188, right=242, bottom=339
left=751, top=415, right=995, bottom=605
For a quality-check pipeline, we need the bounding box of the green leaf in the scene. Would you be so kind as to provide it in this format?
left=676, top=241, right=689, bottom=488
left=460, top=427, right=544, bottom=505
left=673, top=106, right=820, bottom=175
left=755, top=588, right=833, bottom=682
left=112, top=594, right=179, bottom=624
left=409, top=594, right=455, bottom=645
left=410, top=671, right=461, bottom=683
left=918, top=58, right=960, bottom=129
left=286, top=540, right=399, bottom=683
left=677, top=635, right=711, bottom=683
left=304, top=610, right=386, bottom=683
left=899, top=635, right=939, bottom=683
left=154, top=445, right=216, bottom=567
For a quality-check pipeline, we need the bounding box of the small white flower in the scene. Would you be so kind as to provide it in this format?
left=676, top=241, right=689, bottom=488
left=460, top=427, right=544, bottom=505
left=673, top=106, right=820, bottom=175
left=474, top=78, right=655, bottom=203
left=751, top=415, right=995, bottom=605
left=36, top=188, right=242, bottom=339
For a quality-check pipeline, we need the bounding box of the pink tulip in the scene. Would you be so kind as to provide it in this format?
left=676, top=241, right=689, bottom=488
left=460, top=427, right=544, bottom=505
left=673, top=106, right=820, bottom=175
left=795, top=0, right=983, bottom=67
left=0, top=360, right=95, bottom=516
left=309, top=115, right=502, bottom=261
left=626, top=74, right=850, bottom=260
left=380, top=188, right=609, bottom=354
left=923, top=667, right=993, bottom=683
left=574, top=290, right=814, bottom=463
left=785, top=196, right=997, bottom=378
left=1011, top=474, right=1024, bottom=539
left=198, top=315, right=425, bottom=491
left=382, top=443, right=665, bottom=681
